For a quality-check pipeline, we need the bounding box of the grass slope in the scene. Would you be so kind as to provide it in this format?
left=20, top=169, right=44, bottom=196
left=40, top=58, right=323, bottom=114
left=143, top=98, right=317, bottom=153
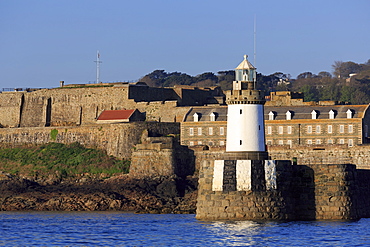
left=0, top=142, right=130, bottom=179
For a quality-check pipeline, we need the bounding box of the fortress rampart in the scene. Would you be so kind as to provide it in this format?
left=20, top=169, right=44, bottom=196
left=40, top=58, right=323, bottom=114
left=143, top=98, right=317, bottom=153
left=0, top=122, right=179, bottom=159
left=0, top=83, right=223, bottom=128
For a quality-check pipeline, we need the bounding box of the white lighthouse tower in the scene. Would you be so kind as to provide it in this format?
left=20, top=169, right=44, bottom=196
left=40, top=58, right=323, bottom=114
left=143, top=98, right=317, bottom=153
left=225, top=55, right=267, bottom=160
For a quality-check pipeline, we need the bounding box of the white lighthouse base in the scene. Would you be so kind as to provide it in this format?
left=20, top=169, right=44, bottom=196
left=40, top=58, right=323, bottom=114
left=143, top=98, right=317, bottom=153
left=212, top=159, right=277, bottom=192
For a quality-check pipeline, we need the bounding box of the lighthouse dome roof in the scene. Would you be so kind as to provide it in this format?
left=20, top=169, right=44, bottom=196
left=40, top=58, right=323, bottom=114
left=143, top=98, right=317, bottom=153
left=235, top=55, right=255, bottom=70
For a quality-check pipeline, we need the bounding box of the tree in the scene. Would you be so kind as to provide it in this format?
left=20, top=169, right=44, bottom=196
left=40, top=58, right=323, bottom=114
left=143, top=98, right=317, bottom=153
left=297, top=72, right=314, bottom=79
left=318, top=71, right=332, bottom=78
left=332, top=61, right=361, bottom=78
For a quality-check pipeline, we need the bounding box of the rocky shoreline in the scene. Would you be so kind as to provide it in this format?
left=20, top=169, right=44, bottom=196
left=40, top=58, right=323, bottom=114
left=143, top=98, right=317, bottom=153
left=0, top=173, right=198, bottom=214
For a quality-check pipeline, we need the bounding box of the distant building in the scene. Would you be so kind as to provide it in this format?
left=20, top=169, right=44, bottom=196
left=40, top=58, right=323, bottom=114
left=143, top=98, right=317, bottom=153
left=181, top=92, right=370, bottom=147
left=97, top=109, right=144, bottom=123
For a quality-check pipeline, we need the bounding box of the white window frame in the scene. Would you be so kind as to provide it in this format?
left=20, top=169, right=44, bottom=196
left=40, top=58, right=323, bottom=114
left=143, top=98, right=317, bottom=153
left=287, top=126, right=292, bottom=134
left=219, top=141, right=225, bottom=146
left=198, top=127, right=202, bottom=135
left=307, top=139, right=312, bottom=144
left=278, top=126, right=283, bottom=134
left=220, top=127, right=224, bottom=135
left=307, top=125, right=312, bottom=134
left=348, top=139, right=353, bottom=147
left=328, top=125, right=332, bottom=134
left=198, top=141, right=202, bottom=145
left=189, top=141, right=194, bottom=146
left=267, top=126, right=272, bottom=135
left=208, top=127, right=213, bottom=135
left=316, top=139, right=321, bottom=144
left=340, top=125, right=344, bottom=133
left=278, top=140, right=284, bottom=145
left=316, top=125, right=321, bottom=134
left=348, top=125, right=353, bottom=133
left=328, top=139, right=333, bottom=144
left=339, top=139, right=345, bottom=144
left=189, top=127, right=194, bottom=136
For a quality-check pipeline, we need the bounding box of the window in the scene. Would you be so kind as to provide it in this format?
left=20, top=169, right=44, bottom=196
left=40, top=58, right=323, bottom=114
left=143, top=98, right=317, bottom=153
left=268, top=111, right=275, bottom=120
left=316, top=125, right=321, bottom=134
left=267, top=140, right=272, bottom=145
left=328, top=125, right=332, bottom=134
left=208, top=127, right=213, bottom=135
left=193, top=113, right=199, bottom=122
left=198, top=127, right=202, bottom=135
left=328, top=139, right=333, bottom=144
left=307, top=125, right=312, bottom=134
left=210, top=112, right=216, bottom=121
left=267, top=126, right=272, bottom=135
left=348, top=125, right=353, bottom=133
left=278, top=126, right=283, bottom=134
left=189, top=128, right=194, bottom=136
left=340, top=125, right=344, bottom=133
left=339, top=139, right=344, bottom=144
left=316, top=139, right=321, bottom=144
left=278, top=140, right=284, bottom=145
left=307, top=139, right=312, bottom=144
left=311, top=110, right=317, bottom=119
left=219, top=141, right=225, bottom=146
left=189, top=141, right=194, bottom=146
left=287, top=126, right=292, bottom=134
left=349, top=139, right=353, bottom=147
left=220, top=127, right=224, bottom=135
left=286, top=111, right=292, bottom=120
left=346, top=109, right=353, bottom=119
left=240, top=140, right=242, bottom=145
left=240, top=109, right=242, bottom=114
left=329, top=110, right=335, bottom=119
left=287, top=140, right=292, bottom=147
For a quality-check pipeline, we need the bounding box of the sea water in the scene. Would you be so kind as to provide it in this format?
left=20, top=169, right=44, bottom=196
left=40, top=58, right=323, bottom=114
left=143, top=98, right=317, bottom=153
left=0, top=211, right=370, bottom=246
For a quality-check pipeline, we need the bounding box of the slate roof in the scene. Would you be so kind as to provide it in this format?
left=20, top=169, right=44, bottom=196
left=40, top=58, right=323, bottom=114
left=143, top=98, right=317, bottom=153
left=183, top=107, right=227, bottom=122
left=97, top=109, right=135, bottom=121
left=183, top=105, right=369, bottom=122
left=265, top=105, right=367, bottom=120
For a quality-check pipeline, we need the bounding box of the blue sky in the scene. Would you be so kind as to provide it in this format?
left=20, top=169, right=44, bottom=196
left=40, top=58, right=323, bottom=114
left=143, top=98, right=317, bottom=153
left=1, top=0, right=369, bottom=88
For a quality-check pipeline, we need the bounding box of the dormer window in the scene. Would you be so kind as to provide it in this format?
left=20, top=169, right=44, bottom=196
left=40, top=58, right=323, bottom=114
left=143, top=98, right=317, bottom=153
left=329, top=110, right=335, bottom=119
left=193, top=113, right=199, bottom=122
left=311, top=110, right=318, bottom=119
left=210, top=112, right=216, bottom=121
left=286, top=111, right=292, bottom=120
left=346, top=109, right=353, bottom=119
left=268, top=111, right=275, bottom=120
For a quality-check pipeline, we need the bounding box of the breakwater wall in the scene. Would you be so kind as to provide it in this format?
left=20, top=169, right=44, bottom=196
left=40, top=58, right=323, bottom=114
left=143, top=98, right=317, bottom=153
left=0, top=122, right=180, bottom=159
left=196, top=158, right=370, bottom=220
left=191, top=145, right=370, bottom=173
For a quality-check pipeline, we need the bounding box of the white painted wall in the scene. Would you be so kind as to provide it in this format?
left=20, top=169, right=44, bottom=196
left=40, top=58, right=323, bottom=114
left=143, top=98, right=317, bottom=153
left=226, top=104, right=266, bottom=152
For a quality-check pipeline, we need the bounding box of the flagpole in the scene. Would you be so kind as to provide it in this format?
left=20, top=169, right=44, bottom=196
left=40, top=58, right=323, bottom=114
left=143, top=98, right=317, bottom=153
left=94, top=50, right=102, bottom=83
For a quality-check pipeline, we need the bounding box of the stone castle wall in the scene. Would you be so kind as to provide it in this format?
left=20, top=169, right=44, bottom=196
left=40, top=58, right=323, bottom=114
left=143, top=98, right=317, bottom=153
left=0, top=84, right=223, bottom=128
left=268, top=145, right=370, bottom=169
left=0, top=122, right=179, bottom=159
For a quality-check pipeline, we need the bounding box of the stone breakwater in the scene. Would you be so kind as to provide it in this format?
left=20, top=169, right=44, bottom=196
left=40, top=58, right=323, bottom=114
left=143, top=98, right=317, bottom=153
left=0, top=174, right=197, bottom=214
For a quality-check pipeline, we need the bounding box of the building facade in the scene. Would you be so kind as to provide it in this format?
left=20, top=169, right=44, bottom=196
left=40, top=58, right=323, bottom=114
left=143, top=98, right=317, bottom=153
left=181, top=103, right=370, bottom=147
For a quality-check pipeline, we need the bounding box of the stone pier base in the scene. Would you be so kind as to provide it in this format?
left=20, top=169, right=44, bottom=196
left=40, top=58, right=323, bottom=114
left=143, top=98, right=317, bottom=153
left=196, top=159, right=366, bottom=221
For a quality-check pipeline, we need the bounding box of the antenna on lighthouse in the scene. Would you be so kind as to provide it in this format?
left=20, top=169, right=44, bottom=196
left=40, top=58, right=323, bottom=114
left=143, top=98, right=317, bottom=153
left=94, top=50, right=102, bottom=83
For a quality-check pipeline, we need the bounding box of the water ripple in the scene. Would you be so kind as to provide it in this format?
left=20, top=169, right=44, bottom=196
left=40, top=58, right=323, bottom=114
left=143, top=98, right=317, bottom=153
left=0, top=212, right=369, bottom=246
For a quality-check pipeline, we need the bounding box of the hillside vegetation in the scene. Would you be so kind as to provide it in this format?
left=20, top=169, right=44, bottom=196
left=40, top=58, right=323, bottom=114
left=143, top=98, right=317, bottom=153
left=0, top=142, right=130, bottom=180
left=140, top=59, right=370, bottom=104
